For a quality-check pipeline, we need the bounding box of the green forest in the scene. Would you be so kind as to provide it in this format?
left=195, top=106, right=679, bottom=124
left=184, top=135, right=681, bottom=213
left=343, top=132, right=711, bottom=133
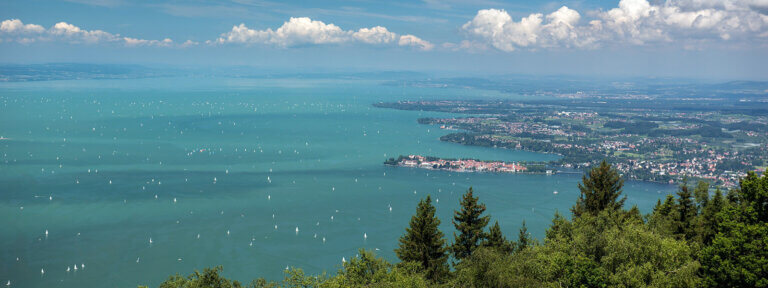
left=147, top=161, right=768, bottom=288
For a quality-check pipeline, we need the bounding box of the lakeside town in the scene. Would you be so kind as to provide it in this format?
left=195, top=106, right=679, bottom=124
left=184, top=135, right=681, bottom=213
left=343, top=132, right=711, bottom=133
left=384, top=155, right=542, bottom=174
left=376, top=99, right=768, bottom=187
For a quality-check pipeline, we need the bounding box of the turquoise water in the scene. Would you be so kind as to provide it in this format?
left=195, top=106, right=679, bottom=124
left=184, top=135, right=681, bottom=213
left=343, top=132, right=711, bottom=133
left=0, top=77, right=675, bottom=287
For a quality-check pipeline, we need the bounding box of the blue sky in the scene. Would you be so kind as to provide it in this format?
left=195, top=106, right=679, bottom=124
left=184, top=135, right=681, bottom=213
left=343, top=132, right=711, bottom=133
left=1, top=0, right=767, bottom=80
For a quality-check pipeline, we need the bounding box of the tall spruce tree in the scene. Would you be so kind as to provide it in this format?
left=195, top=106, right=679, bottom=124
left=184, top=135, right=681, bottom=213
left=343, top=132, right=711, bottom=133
left=648, top=194, right=678, bottom=236
left=483, top=221, right=514, bottom=253
left=516, top=220, right=532, bottom=252
left=675, top=182, right=697, bottom=240
left=652, top=198, right=662, bottom=213
left=451, top=187, right=490, bottom=260
left=694, top=181, right=710, bottom=209
left=571, top=160, right=626, bottom=217
left=699, top=187, right=724, bottom=244
left=659, top=194, right=676, bottom=216
left=395, top=195, right=449, bottom=281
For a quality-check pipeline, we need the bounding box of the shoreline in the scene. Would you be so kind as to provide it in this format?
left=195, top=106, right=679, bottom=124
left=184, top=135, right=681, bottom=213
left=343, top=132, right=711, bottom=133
left=384, top=155, right=553, bottom=175
left=384, top=163, right=555, bottom=175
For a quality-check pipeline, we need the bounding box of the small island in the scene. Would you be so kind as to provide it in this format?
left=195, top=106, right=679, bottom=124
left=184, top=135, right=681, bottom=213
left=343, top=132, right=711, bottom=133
left=385, top=155, right=551, bottom=174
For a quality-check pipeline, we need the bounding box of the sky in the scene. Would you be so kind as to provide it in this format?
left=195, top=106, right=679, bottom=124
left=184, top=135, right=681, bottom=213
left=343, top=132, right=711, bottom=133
left=1, top=0, right=767, bottom=80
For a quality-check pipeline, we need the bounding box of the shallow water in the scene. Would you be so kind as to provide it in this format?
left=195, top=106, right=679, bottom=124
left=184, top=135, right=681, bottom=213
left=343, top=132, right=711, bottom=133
left=0, top=77, right=674, bottom=287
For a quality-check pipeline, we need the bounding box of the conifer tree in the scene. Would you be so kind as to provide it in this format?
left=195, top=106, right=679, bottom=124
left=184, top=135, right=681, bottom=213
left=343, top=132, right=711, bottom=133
left=726, top=188, right=739, bottom=203
left=624, top=205, right=643, bottom=224
left=545, top=211, right=569, bottom=240
left=701, top=171, right=768, bottom=287
left=395, top=195, right=449, bottom=281
left=694, top=181, right=710, bottom=209
left=516, top=220, right=532, bottom=252
left=451, top=187, right=490, bottom=260
left=699, top=187, right=724, bottom=244
left=649, top=194, right=678, bottom=236
left=483, top=221, right=514, bottom=253
left=739, top=169, right=768, bottom=222
left=652, top=198, right=662, bottom=213
left=675, top=182, right=697, bottom=240
left=571, top=160, right=626, bottom=217
left=658, top=194, right=676, bottom=216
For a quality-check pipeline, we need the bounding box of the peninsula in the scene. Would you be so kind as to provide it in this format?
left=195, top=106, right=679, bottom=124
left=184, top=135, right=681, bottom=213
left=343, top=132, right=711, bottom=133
left=375, top=98, right=768, bottom=187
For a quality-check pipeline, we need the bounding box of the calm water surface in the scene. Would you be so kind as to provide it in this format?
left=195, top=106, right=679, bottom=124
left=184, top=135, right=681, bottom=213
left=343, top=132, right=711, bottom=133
left=0, top=77, right=675, bottom=287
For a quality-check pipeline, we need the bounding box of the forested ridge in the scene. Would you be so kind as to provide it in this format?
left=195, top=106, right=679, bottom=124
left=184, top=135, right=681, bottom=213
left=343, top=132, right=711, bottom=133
left=147, top=161, right=768, bottom=288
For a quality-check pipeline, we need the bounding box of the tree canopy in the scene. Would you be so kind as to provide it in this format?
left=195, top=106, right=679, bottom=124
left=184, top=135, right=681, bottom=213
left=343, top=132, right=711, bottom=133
left=451, top=187, right=490, bottom=261
left=571, top=160, right=626, bottom=217
left=395, top=195, right=449, bottom=282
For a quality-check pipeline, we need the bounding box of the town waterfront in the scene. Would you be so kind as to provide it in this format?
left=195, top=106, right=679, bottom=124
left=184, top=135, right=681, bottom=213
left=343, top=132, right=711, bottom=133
left=0, top=77, right=676, bottom=287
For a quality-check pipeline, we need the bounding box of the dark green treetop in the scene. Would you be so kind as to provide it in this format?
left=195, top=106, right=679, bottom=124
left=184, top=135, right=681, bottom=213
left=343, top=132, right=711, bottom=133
left=698, top=187, right=725, bottom=245
left=158, top=266, right=242, bottom=288
left=571, top=160, right=626, bottom=217
left=694, top=181, right=711, bottom=209
left=451, top=187, right=490, bottom=261
left=738, top=170, right=768, bottom=222
left=516, top=220, right=532, bottom=252
left=675, top=182, right=698, bottom=241
left=701, top=170, right=768, bottom=287
left=395, top=195, right=449, bottom=282
left=483, top=221, right=514, bottom=253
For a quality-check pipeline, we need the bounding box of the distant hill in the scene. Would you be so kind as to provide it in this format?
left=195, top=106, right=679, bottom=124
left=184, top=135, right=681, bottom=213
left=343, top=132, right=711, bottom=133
left=0, top=63, right=175, bottom=82
left=0, top=63, right=427, bottom=82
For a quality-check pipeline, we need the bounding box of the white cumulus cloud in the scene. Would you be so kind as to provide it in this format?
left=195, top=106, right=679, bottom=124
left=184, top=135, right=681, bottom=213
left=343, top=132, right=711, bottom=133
left=269, top=17, right=348, bottom=46
left=398, top=34, right=435, bottom=51
left=462, top=0, right=768, bottom=52
left=0, top=19, right=46, bottom=44
left=0, top=18, right=189, bottom=47
left=1, top=19, right=45, bottom=34
left=353, top=26, right=397, bottom=44
left=50, top=21, right=120, bottom=43
left=216, top=17, right=432, bottom=50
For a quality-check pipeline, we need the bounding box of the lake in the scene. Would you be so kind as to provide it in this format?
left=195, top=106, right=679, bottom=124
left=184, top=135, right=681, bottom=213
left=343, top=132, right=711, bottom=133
left=0, top=77, right=675, bottom=287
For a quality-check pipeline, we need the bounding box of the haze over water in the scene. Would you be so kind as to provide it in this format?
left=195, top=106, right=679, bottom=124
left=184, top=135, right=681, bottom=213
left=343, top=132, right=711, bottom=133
left=0, top=77, right=675, bottom=287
